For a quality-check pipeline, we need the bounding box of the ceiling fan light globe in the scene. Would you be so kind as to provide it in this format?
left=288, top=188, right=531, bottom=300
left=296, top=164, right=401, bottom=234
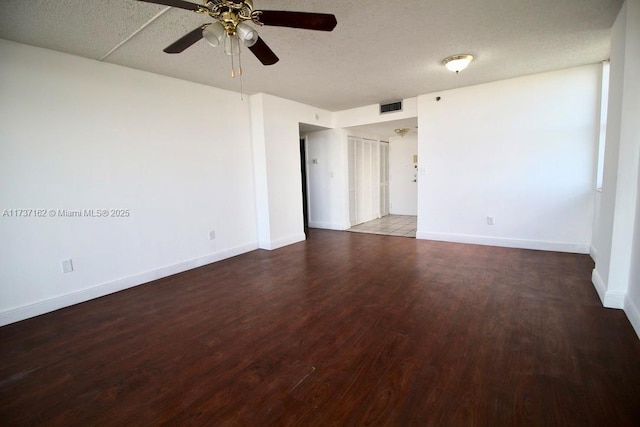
left=236, top=22, right=258, bottom=47
left=241, top=32, right=258, bottom=47
left=224, top=34, right=241, bottom=56
left=203, top=22, right=226, bottom=47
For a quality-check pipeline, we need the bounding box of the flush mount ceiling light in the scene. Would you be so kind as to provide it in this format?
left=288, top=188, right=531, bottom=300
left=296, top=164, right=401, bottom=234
left=442, top=54, right=474, bottom=74
left=394, top=128, right=410, bottom=137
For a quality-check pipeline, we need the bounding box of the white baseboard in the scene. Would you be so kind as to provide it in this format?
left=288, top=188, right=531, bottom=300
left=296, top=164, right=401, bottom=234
left=624, top=295, right=640, bottom=339
left=0, top=242, right=258, bottom=327
left=590, top=245, right=597, bottom=262
left=308, top=221, right=348, bottom=231
left=415, top=231, right=590, bottom=254
left=604, top=290, right=627, bottom=309
left=592, top=268, right=607, bottom=304
left=261, top=233, right=306, bottom=250
left=591, top=268, right=626, bottom=309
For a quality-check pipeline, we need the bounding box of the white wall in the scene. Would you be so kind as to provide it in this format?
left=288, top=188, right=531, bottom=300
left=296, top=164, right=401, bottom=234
left=591, top=190, right=602, bottom=261
left=389, top=135, right=418, bottom=215
left=590, top=0, right=640, bottom=337
left=305, top=129, right=350, bottom=230
left=628, top=153, right=640, bottom=336
left=591, top=1, right=631, bottom=307
left=249, top=93, right=333, bottom=249
left=0, top=40, right=258, bottom=325
left=416, top=65, right=600, bottom=253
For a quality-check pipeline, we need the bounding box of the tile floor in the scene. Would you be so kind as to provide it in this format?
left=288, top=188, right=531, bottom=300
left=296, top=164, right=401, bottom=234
left=347, top=215, right=417, bottom=238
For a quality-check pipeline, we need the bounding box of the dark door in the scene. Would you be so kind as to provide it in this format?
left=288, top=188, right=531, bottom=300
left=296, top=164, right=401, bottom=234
left=300, top=138, right=309, bottom=230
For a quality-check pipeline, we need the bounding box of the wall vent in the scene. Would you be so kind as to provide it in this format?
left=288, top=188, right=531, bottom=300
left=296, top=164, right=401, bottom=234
left=380, top=101, right=403, bottom=114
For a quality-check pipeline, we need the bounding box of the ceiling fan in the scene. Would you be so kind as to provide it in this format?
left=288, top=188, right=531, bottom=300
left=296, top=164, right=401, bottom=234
left=136, top=0, right=337, bottom=66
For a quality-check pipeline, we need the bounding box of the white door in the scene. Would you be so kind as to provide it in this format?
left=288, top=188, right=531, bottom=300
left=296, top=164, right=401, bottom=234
left=361, top=139, right=372, bottom=222
left=379, top=142, right=390, bottom=216
left=348, top=136, right=381, bottom=226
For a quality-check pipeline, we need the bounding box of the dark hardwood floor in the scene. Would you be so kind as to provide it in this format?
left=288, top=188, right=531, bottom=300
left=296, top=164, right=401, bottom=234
left=1, top=230, right=639, bottom=426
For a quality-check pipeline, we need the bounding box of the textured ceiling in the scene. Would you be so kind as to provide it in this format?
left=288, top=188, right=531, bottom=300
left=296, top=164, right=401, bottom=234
left=0, top=0, right=623, bottom=112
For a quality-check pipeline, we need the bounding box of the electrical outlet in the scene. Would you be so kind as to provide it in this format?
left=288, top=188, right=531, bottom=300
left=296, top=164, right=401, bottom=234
left=209, top=230, right=216, bottom=240
left=61, top=259, right=74, bottom=273
left=487, top=216, right=495, bottom=225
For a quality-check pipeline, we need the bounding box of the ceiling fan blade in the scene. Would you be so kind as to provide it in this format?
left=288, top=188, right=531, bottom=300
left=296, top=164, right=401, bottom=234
left=253, top=11, right=337, bottom=31
left=248, top=37, right=279, bottom=65
left=163, top=25, right=208, bottom=54
left=136, top=0, right=200, bottom=12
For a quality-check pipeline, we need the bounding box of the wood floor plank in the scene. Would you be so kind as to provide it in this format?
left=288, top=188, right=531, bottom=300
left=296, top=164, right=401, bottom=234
left=1, top=229, right=639, bottom=426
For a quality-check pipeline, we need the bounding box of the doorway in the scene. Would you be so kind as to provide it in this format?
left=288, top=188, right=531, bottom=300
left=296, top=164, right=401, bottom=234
left=300, top=137, right=309, bottom=230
